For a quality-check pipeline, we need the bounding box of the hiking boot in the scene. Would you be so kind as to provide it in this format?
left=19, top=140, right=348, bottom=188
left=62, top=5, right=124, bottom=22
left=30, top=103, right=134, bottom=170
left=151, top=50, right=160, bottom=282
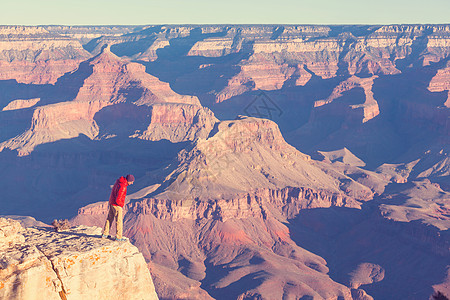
left=101, top=234, right=111, bottom=239
left=115, top=237, right=127, bottom=242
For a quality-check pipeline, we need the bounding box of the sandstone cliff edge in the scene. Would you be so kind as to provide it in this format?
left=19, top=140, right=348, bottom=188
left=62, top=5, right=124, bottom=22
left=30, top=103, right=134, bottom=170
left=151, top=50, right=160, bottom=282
left=0, top=217, right=159, bottom=300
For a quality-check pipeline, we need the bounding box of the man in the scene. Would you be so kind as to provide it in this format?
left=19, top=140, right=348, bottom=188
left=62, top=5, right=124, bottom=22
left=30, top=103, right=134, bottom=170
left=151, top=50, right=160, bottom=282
left=102, top=174, right=134, bottom=241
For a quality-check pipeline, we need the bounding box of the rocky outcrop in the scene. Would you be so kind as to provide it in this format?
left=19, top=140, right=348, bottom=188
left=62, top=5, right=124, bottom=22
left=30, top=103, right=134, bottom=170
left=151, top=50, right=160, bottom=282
left=0, top=217, right=158, bottom=300
left=73, top=46, right=199, bottom=106
left=348, top=263, right=385, bottom=289
left=379, top=180, right=450, bottom=231
left=0, top=101, right=106, bottom=156
left=215, top=54, right=311, bottom=102
left=2, top=98, right=40, bottom=111
left=314, top=75, right=380, bottom=123
left=75, top=116, right=371, bottom=217
left=0, top=60, right=82, bottom=84
left=72, top=160, right=378, bottom=300
left=134, top=103, right=218, bottom=143
left=428, top=61, right=450, bottom=108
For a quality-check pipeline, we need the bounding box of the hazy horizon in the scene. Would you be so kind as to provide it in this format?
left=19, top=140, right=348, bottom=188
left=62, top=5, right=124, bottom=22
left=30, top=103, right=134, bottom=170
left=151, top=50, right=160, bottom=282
left=2, top=23, right=450, bottom=26
left=2, top=0, right=449, bottom=26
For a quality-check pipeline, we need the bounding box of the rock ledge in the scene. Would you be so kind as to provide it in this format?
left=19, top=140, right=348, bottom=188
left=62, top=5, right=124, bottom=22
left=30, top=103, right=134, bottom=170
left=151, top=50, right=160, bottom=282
left=0, top=218, right=158, bottom=300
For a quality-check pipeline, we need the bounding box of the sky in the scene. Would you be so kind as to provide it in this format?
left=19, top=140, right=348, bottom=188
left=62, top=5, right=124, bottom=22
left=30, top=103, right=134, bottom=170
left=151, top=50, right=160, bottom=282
left=1, top=0, right=449, bottom=25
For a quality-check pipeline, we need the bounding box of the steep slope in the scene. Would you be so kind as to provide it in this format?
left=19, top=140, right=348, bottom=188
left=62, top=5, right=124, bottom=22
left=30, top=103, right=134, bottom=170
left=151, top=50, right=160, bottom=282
left=133, top=103, right=218, bottom=143
left=69, top=45, right=198, bottom=106
left=287, top=204, right=449, bottom=300
left=375, top=143, right=450, bottom=189
left=377, top=177, right=450, bottom=231
left=316, top=147, right=366, bottom=167
left=312, top=148, right=450, bottom=230
left=149, top=115, right=372, bottom=204
left=0, top=217, right=158, bottom=300
left=428, top=59, right=450, bottom=108
left=313, top=75, right=380, bottom=123
left=312, top=148, right=391, bottom=196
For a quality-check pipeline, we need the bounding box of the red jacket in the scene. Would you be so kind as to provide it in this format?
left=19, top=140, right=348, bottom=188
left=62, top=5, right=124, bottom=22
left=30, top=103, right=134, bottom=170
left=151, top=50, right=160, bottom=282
left=109, top=176, right=128, bottom=207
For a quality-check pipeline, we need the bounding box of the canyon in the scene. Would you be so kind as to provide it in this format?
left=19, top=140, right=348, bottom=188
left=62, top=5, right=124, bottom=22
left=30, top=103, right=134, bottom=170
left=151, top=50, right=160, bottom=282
left=0, top=24, right=449, bottom=299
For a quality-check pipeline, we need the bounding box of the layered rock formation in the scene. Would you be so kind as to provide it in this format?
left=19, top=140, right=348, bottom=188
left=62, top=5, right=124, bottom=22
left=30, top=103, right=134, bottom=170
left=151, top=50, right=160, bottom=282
left=314, top=75, right=380, bottom=123
left=43, top=25, right=139, bottom=44
left=0, top=26, right=90, bottom=84
left=428, top=60, right=450, bottom=108
left=147, top=115, right=372, bottom=203
left=74, top=195, right=367, bottom=300
left=0, top=217, right=158, bottom=300
left=0, top=60, right=82, bottom=85
left=180, top=24, right=450, bottom=102
left=0, top=26, right=88, bottom=62
left=134, top=103, right=218, bottom=143
left=379, top=179, right=450, bottom=230
left=0, top=46, right=201, bottom=155
left=215, top=54, right=311, bottom=102
left=2, top=98, right=40, bottom=111
left=70, top=46, right=198, bottom=106
left=84, top=24, right=448, bottom=139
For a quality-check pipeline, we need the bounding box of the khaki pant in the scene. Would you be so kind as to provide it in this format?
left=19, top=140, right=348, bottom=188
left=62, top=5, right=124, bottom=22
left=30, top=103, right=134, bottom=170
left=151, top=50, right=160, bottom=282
left=102, top=205, right=123, bottom=239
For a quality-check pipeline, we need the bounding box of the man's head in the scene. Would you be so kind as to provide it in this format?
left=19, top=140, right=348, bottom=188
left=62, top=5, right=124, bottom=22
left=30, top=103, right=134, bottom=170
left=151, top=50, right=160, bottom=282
left=126, top=174, right=135, bottom=185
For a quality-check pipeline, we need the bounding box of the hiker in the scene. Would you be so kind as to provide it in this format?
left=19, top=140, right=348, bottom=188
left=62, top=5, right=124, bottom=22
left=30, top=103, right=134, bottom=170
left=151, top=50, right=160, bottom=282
left=102, top=174, right=134, bottom=241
